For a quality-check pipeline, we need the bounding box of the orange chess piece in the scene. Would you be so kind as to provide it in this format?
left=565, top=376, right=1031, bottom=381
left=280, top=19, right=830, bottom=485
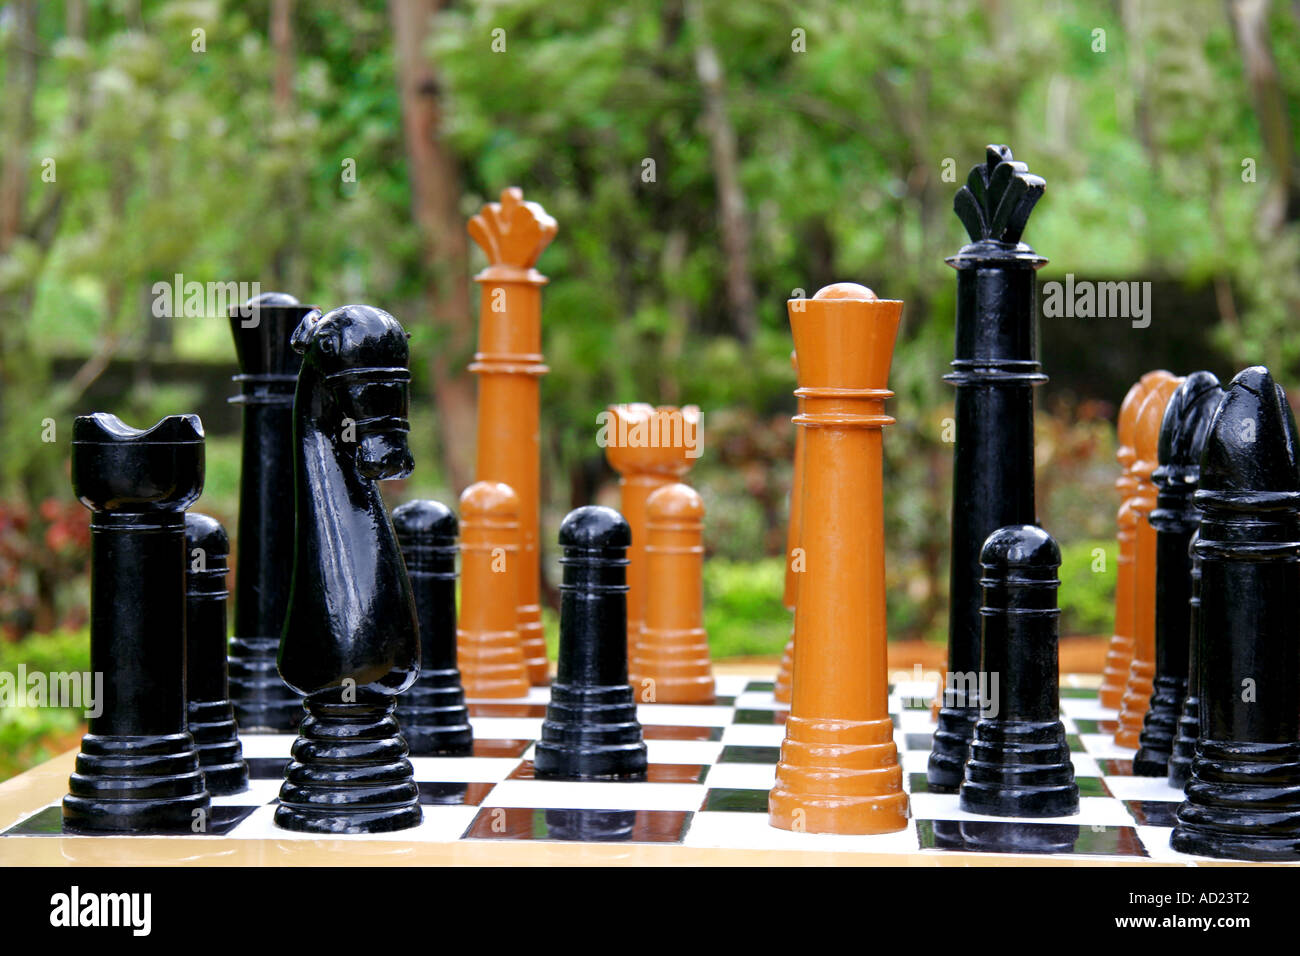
left=456, top=481, right=530, bottom=698
left=468, top=188, right=557, bottom=685
left=1099, top=370, right=1174, bottom=709
left=603, top=403, right=700, bottom=679
left=769, top=282, right=909, bottom=835
left=634, top=482, right=715, bottom=704
left=1116, top=376, right=1183, bottom=747
left=774, top=351, right=802, bottom=705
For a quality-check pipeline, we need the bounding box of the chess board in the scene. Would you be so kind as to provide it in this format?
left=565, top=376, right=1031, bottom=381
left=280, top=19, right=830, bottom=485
left=0, top=673, right=1275, bottom=866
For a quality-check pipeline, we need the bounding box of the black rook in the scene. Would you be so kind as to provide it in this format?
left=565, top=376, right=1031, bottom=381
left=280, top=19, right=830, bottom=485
left=64, top=414, right=211, bottom=833
left=393, top=500, right=473, bottom=757
left=931, top=145, right=1048, bottom=792
left=534, top=506, right=647, bottom=781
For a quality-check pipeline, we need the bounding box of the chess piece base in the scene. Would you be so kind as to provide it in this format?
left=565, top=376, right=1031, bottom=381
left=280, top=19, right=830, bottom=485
left=228, top=634, right=303, bottom=732
left=959, top=719, right=1079, bottom=818
left=398, top=667, right=473, bottom=756
left=535, top=683, right=647, bottom=781
left=1115, top=659, right=1155, bottom=749
left=188, top=698, right=249, bottom=795
left=773, top=635, right=794, bottom=704
left=1167, top=694, right=1200, bottom=789
left=1133, top=674, right=1185, bottom=777
left=635, top=626, right=715, bottom=704
left=1171, top=739, right=1300, bottom=862
left=63, top=732, right=210, bottom=833
left=519, top=607, right=549, bottom=686
left=927, top=704, right=979, bottom=792
left=1098, top=634, right=1134, bottom=710
left=275, top=696, right=422, bottom=835
left=769, top=715, right=908, bottom=835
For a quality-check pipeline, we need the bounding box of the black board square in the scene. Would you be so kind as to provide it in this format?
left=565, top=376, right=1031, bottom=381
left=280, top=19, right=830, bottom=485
left=4, top=804, right=258, bottom=837
left=742, top=681, right=775, bottom=692
left=463, top=807, right=691, bottom=843
left=418, top=781, right=496, bottom=806
left=1098, top=758, right=1134, bottom=776
left=700, top=788, right=769, bottom=813
left=718, top=745, right=781, bottom=764
left=917, top=819, right=1147, bottom=857
left=1124, top=799, right=1181, bottom=828
left=1076, top=776, right=1112, bottom=798
left=732, top=709, right=787, bottom=725
left=1060, top=687, right=1096, bottom=699
left=245, top=757, right=290, bottom=780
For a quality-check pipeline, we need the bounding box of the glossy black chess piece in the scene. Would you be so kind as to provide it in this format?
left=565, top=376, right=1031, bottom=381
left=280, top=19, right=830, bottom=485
left=184, top=513, right=249, bottom=795
left=1167, top=533, right=1203, bottom=789
left=63, top=414, right=211, bottom=833
left=930, top=145, right=1048, bottom=793
left=393, top=500, right=473, bottom=757
left=1171, top=367, right=1300, bottom=861
left=228, top=291, right=317, bottom=732
left=959, top=524, right=1078, bottom=817
left=1134, top=372, right=1223, bottom=776
left=534, top=506, right=647, bottom=781
left=274, top=304, right=423, bottom=834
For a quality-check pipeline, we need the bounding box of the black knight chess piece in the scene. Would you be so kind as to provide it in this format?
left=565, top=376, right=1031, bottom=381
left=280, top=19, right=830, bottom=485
left=393, top=500, right=473, bottom=757
left=1171, top=367, right=1300, bottom=861
left=184, top=513, right=249, bottom=795
left=1133, top=372, right=1223, bottom=776
left=534, top=506, right=647, bottom=781
left=959, top=524, right=1078, bottom=818
left=64, top=414, right=211, bottom=832
left=930, top=145, right=1048, bottom=792
left=273, top=304, right=423, bottom=834
left=228, top=292, right=317, bottom=732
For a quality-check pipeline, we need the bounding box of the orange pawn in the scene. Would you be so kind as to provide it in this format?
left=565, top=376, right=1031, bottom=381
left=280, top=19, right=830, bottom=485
left=603, top=403, right=701, bottom=675
left=1116, top=376, right=1183, bottom=747
left=769, top=282, right=909, bottom=835
left=774, top=351, right=802, bottom=705
left=456, top=481, right=530, bottom=698
left=1099, top=370, right=1175, bottom=709
left=468, top=188, right=557, bottom=686
left=634, top=482, right=715, bottom=703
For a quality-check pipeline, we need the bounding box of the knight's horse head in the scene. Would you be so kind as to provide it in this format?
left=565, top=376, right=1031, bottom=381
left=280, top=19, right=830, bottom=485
left=291, top=304, right=413, bottom=480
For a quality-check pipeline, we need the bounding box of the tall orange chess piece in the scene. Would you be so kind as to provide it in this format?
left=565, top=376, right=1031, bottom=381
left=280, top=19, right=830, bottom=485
left=635, top=482, right=715, bottom=703
left=468, top=188, right=557, bottom=685
left=457, top=481, right=530, bottom=699
left=603, top=403, right=700, bottom=680
left=774, top=351, right=802, bottom=705
left=769, top=283, right=909, bottom=835
left=1099, top=370, right=1174, bottom=709
left=1116, top=376, right=1183, bottom=747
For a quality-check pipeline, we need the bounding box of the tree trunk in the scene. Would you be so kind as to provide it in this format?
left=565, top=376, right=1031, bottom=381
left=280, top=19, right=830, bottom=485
left=389, top=0, right=477, bottom=493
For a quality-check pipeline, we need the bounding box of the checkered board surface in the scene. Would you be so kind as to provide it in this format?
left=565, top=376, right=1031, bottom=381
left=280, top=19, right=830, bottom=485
left=0, top=675, right=1240, bottom=862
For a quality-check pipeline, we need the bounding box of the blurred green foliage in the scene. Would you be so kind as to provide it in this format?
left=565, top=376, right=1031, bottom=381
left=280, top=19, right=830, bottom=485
left=0, top=628, right=90, bottom=780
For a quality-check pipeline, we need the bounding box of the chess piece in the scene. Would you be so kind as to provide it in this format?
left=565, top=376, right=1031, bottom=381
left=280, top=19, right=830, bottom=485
left=274, top=305, right=423, bottom=834
left=534, top=506, right=647, bottom=781
left=959, top=525, right=1078, bottom=818
left=184, top=513, right=249, bottom=795
left=775, top=351, right=802, bottom=704
left=457, top=481, right=530, bottom=698
left=63, top=414, right=211, bottom=832
left=768, top=282, right=908, bottom=835
left=228, top=291, right=316, bottom=732
left=468, top=188, right=557, bottom=685
left=604, top=403, right=701, bottom=677
left=1168, top=534, right=1204, bottom=789
left=930, top=146, right=1048, bottom=792
left=1172, top=367, right=1300, bottom=862
left=635, top=482, right=715, bottom=703
left=1116, top=375, right=1184, bottom=748
left=1100, top=371, right=1176, bottom=709
left=393, top=500, right=473, bottom=756
left=1133, top=372, right=1223, bottom=776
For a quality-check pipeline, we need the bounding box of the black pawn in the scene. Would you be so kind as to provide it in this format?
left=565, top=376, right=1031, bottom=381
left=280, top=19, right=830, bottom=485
left=534, top=506, right=647, bottom=781
left=1134, top=372, right=1223, bottom=776
left=63, top=414, right=211, bottom=833
left=393, top=500, right=473, bottom=756
left=1172, top=367, right=1300, bottom=861
left=959, top=524, right=1078, bottom=818
left=228, top=291, right=316, bottom=732
left=184, top=513, right=249, bottom=795
left=931, top=146, right=1048, bottom=792
left=1167, top=533, right=1203, bottom=789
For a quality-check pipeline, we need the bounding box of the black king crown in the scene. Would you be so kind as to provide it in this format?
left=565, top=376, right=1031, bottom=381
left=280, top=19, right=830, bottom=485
left=953, top=144, right=1047, bottom=249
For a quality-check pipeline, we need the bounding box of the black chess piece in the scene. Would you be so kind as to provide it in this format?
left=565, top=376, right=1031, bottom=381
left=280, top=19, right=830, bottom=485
left=1168, top=532, right=1203, bottom=789
left=534, top=506, right=647, bottom=781
left=63, top=414, right=211, bottom=833
left=228, top=291, right=317, bottom=732
left=393, top=500, right=473, bottom=757
left=184, top=512, right=249, bottom=795
left=959, top=524, right=1078, bottom=818
left=1134, top=372, right=1223, bottom=776
left=930, top=146, right=1048, bottom=792
left=1171, top=366, right=1300, bottom=861
left=273, top=304, right=423, bottom=834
